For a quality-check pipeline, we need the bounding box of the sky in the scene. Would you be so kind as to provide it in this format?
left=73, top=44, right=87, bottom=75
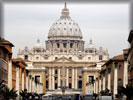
left=4, top=2, right=129, bottom=58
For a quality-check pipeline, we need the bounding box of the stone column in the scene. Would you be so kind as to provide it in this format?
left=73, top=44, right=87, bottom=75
left=53, top=41, right=57, bottom=49
left=103, top=74, right=105, bottom=91
left=42, top=71, right=46, bottom=94
left=113, top=62, right=118, bottom=98
left=108, top=69, right=111, bottom=90
left=94, top=80, right=96, bottom=93
left=60, top=40, right=63, bottom=49
left=96, top=78, right=98, bottom=94
left=37, top=82, right=39, bottom=93
left=49, top=68, right=52, bottom=90
left=75, top=68, right=77, bottom=89
left=66, top=68, right=69, bottom=87
left=58, top=68, right=61, bottom=89
left=123, top=60, right=128, bottom=87
left=22, top=68, right=24, bottom=90
left=52, top=68, right=55, bottom=90
left=8, top=60, right=12, bottom=89
left=99, top=77, right=101, bottom=93
left=26, top=71, right=29, bottom=92
left=67, top=41, right=70, bottom=53
left=29, top=75, right=32, bottom=92
left=72, top=68, right=75, bottom=89
left=32, top=78, right=34, bottom=92
left=16, top=67, right=19, bottom=95
left=41, top=83, right=42, bottom=93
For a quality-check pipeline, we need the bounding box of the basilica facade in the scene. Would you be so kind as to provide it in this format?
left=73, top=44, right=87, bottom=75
left=17, top=3, right=109, bottom=95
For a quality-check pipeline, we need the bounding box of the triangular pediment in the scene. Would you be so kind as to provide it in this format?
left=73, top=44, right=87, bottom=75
left=52, top=56, right=75, bottom=63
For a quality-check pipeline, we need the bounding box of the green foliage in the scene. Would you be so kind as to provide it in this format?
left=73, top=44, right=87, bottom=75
left=20, top=89, right=29, bottom=100
left=118, top=85, right=133, bottom=100
left=0, top=80, right=6, bottom=94
left=2, top=86, right=17, bottom=100
left=20, top=90, right=40, bottom=100
left=100, top=88, right=111, bottom=96
left=0, top=80, right=17, bottom=100
left=93, top=93, right=98, bottom=99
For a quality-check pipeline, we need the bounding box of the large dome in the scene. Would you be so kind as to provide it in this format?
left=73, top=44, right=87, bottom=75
left=48, top=3, right=82, bottom=38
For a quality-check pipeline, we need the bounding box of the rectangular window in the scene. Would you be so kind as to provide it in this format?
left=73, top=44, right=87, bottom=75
left=88, top=57, right=91, bottom=60
left=118, top=78, right=122, bottom=86
left=63, top=43, right=67, bottom=48
left=69, top=69, right=72, bottom=74
left=70, top=43, right=73, bottom=48
left=69, top=57, right=72, bottom=59
left=69, top=83, right=72, bottom=89
left=78, top=80, right=82, bottom=89
left=57, top=43, right=60, bottom=48
left=24, top=55, right=28, bottom=60
left=55, top=83, right=58, bottom=89
left=99, top=55, right=103, bottom=60
left=55, top=69, right=58, bottom=74
left=55, top=57, right=58, bottom=60
left=119, top=65, right=122, bottom=70
left=79, top=57, right=82, bottom=60
left=46, top=80, right=49, bottom=89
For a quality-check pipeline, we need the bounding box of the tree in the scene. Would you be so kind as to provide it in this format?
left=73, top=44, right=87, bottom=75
left=100, top=88, right=111, bottom=96
left=20, top=89, right=29, bottom=100
left=2, top=86, right=17, bottom=100
left=118, top=85, right=133, bottom=100
left=0, top=80, right=6, bottom=99
left=0, top=80, right=6, bottom=93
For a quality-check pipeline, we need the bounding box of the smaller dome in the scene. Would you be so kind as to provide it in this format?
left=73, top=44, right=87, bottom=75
left=33, top=39, right=42, bottom=49
left=88, top=39, right=94, bottom=48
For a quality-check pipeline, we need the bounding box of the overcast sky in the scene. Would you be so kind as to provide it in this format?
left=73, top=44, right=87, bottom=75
left=4, top=3, right=129, bottom=58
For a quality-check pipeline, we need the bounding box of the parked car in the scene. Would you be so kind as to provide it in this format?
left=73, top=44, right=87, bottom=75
left=42, top=94, right=52, bottom=100
left=99, top=96, right=112, bottom=100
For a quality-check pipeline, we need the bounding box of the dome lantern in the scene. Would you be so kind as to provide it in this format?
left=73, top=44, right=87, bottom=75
left=60, top=3, right=70, bottom=19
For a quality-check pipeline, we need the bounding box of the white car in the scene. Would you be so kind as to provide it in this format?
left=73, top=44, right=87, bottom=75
left=99, top=96, right=112, bottom=100
left=42, top=94, right=53, bottom=100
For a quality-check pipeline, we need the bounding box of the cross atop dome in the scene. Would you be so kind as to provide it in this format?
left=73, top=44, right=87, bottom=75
left=64, top=2, right=67, bottom=9
left=37, top=38, right=40, bottom=43
left=89, top=38, right=93, bottom=44
left=60, top=3, right=70, bottom=19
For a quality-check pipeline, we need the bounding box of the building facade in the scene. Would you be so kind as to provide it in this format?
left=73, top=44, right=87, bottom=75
left=128, top=30, right=133, bottom=85
left=98, top=51, right=128, bottom=98
left=0, top=38, right=14, bottom=84
left=18, top=3, right=109, bottom=94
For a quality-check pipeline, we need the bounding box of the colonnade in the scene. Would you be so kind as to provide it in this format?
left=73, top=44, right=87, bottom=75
left=48, top=67, right=78, bottom=90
